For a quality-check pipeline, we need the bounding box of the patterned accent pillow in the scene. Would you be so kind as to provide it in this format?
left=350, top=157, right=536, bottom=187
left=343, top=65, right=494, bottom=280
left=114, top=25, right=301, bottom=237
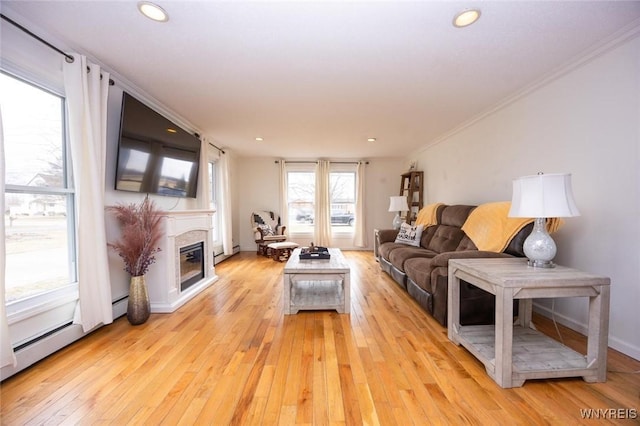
left=258, top=224, right=275, bottom=236
left=394, top=223, right=424, bottom=247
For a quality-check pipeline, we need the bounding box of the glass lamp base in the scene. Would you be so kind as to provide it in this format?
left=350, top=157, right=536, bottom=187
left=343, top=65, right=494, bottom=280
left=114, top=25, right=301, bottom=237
left=392, top=214, right=403, bottom=230
left=523, top=217, right=557, bottom=268
left=527, top=259, right=555, bottom=268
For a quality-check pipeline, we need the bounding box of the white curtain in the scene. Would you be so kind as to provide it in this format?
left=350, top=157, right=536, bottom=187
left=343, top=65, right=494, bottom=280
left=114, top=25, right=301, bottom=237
left=314, top=160, right=332, bottom=246
left=0, top=109, right=17, bottom=368
left=198, top=138, right=211, bottom=207
left=219, top=151, right=233, bottom=255
left=279, top=160, right=288, bottom=230
left=353, top=161, right=367, bottom=247
left=63, top=55, right=113, bottom=332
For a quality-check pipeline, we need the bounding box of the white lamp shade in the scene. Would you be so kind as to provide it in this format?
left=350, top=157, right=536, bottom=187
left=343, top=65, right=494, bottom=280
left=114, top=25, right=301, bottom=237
left=389, top=196, right=409, bottom=212
left=508, top=173, right=580, bottom=218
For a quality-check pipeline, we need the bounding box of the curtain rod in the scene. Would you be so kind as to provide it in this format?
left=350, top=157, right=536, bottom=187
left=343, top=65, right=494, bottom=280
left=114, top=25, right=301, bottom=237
left=1, top=13, right=73, bottom=62
left=274, top=160, right=369, bottom=164
left=1, top=13, right=114, bottom=86
left=208, top=142, right=225, bottom=154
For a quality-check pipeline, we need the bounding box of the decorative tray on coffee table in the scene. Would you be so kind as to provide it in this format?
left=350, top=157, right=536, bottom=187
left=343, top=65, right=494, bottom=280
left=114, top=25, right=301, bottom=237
left=299, top=246, right=331, bottom=260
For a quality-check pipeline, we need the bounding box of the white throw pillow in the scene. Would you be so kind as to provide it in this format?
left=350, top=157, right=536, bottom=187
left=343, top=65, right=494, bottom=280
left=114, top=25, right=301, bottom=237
left=394, top=223, right=424, bottom=247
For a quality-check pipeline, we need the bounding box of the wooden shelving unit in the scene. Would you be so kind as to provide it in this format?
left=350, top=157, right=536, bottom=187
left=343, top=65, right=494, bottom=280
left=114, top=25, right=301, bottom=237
left=399, top=171, right=423, bottom=223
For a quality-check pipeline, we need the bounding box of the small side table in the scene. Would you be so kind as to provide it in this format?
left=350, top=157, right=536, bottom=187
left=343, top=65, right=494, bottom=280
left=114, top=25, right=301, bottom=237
left=447, top=258, right=610, bottom=388
left=373, top=229, right=380, bottom=262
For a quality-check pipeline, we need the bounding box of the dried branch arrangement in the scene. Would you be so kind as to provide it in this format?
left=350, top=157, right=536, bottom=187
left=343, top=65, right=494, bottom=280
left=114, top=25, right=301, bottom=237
left=107, top=197, right=163, bottom=277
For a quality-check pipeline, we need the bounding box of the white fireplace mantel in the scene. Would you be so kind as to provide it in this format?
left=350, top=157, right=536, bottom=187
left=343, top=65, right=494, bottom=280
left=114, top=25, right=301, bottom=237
left=146, top=210, right=218, bottom=313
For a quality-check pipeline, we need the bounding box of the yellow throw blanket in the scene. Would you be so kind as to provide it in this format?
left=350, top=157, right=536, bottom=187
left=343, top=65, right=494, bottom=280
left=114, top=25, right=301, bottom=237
left=462, top=201, right=565, bottom=252
left=415, top=203, right=444, bottom=227
left=546, top=217, right=564, bottom=234
left=461, top=202, right=531, bottom=252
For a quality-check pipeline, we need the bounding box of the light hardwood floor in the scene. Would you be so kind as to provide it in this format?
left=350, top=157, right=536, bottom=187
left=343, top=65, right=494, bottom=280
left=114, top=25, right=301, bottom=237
left=1, top=251, right=638, bottom=425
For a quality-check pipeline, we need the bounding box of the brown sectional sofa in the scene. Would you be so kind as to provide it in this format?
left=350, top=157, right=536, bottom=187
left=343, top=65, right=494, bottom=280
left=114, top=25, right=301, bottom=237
left=377, top=204, right=532, bottom=326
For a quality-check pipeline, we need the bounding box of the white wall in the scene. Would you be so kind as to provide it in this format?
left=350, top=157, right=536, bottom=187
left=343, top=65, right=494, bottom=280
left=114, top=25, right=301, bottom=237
left=412, top=34, right=640, bottom=360
left=237, top=157, right=405, bottom=251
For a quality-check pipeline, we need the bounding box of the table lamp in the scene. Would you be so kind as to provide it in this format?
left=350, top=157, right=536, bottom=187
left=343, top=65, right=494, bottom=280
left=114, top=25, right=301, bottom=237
left=389, top=196, right=409, bottom=230
left=508, top=173, right=580, bottom=268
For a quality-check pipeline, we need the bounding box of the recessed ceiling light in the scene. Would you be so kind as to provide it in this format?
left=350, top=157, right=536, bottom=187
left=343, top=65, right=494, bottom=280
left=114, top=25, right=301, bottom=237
left=166, top=128, right=177, bottom=133
left=453, top=9, right=481, bottom=28
left=367, top=137, right=376, bottom=142
left=138, top=1, right=169, bottom=22
left=255, top=137, right=264, bottom=142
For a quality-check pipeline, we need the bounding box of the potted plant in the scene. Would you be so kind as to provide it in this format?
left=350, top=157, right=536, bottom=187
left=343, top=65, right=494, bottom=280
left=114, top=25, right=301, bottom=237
left=108, top=197, right=163, bottom=325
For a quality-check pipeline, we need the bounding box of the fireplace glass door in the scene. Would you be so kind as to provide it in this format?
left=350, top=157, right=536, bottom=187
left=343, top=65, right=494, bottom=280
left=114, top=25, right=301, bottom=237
left=179, top=242, right=204, bottom=291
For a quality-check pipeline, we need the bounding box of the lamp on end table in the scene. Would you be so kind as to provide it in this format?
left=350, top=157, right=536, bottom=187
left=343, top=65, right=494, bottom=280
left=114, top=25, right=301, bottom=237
left=508, top=172, right=580, bottom=268
left=389, top=196, right=409, bottom=230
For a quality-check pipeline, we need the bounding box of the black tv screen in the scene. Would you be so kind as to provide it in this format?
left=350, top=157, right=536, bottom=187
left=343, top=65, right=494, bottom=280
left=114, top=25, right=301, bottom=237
left=115, top=92, right=200, bottom=198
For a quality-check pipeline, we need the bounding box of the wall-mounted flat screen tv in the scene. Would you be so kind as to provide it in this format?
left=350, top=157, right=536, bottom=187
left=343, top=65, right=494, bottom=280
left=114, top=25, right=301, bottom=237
left=115, top=92, right=200, bottom=198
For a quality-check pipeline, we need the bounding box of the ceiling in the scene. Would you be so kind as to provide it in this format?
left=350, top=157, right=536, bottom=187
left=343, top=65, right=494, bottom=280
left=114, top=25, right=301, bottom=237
left=3, top=1, right=640, bottom=159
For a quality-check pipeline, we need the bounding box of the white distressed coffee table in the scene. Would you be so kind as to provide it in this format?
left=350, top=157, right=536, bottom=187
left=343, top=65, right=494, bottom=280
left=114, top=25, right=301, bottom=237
left=283, top=248, right=350, bottom=314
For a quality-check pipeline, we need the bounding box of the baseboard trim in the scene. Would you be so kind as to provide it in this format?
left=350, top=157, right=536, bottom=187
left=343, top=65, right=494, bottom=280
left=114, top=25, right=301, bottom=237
left=112, top=296, right=128, bottom=319
left=1, top=323, right=86, bottom=381
left=533, top=302, right=640, bottom=361
left=2, top=296, right=132, bottom=381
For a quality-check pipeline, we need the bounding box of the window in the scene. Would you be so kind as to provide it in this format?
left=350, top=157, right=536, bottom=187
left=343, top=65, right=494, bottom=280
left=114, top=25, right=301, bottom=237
left=285, top=163, right=356, bottom=236
left=2, top=72, right=77, bottom=305
left=287, top=170, right=316, bottom=234
left=329, top=170, right=356, bottom=233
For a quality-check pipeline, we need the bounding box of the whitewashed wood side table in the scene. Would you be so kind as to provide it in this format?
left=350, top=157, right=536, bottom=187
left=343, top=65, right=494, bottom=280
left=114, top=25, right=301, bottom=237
left=283, top=248, right=350, bottom=314
left=447, top=258, right=610, bottom=388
